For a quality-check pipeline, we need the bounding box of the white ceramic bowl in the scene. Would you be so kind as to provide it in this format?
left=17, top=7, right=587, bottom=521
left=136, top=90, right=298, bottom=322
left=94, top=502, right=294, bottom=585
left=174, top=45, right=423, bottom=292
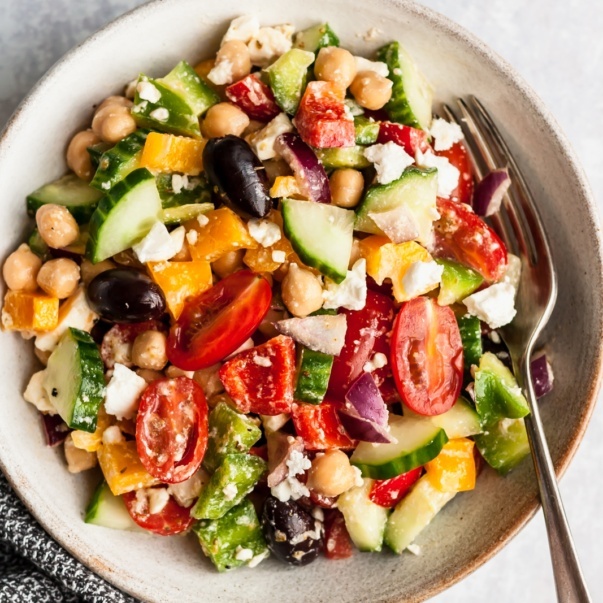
left=1, top=1, right=602, bottom=601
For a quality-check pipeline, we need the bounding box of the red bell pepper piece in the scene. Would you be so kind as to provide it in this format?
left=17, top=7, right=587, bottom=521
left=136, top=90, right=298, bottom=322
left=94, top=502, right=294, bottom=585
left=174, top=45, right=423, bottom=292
left=377, top=121, right=430, bottom=156
left=291, top=400, right=356, bottom=450
left=369, top=467, right=423, bottom=508
left=225, top=75, right=281, bottom=122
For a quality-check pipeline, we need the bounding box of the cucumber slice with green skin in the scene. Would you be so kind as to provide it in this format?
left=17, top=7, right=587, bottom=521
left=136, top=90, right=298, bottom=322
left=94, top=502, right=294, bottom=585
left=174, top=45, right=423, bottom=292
left=90, top=130, right=148, bottom=192
left=354, top=166, right=438, bottom=246
left=132, top=76, right=201, bottom=138
left=155, top=173, right=211, bottom=209
left=87, top=142, right=113, bottom=169
left=27, top=228, right=49, bottom=259
left=474, top=352, right=529, bottom=425
left=85, top=481, right=141, bottom=531
left=377, top=41, right=433, bottom=131
left=337, top=478, right=389, bottom=552
left=161, top=60, right=219, bottom=117
left=403, top=398, right=482, bottom=439
left=26, top=174, right=104, bottom=225
left=436, top=259, right=484, bottom=306
left=293, top=23, right=340, bottom=52
left=354, top=116, right=380, bottom=145
left=192, top=453, right=266, bottom=520
left=160, top=203, right=214, bottom=226
left=316, top=146, right=371, bottom=169
left=265, top=49, right=315, bottom=115
left=193, top=498, right=268, bottom=572
left=457, top=314, right=483, bottom=368
left=203, top=402, right=262, bottom=474
left=351, top=414, right=448, bottom=479
left=384, top=474, right=456, bottom=554
left=282, top=199, right=354, bottom=284
left=474, top=417, right=529, bottom=475
left=86, top=168, right=162, bottom=263
left=294, top=347, right=334, bottom=404
left=44, top=328, right=105, bottom=433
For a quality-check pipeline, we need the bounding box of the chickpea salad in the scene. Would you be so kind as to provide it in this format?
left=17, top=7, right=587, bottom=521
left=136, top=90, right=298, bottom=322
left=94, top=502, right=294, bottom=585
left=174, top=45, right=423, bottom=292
left=2, top=16, right=555, bottom=571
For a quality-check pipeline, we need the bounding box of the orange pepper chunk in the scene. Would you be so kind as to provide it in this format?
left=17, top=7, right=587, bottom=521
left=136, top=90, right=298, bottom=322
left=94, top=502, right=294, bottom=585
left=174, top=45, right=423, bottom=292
left=140, top=132, right=205, bottom=175
left=71, top=407, right=112, bottom=453
left=147, top=260, right=212, bottom=318
left=243, top=210, right=296, bottom=273
left=1, top=290, right=59, bottom=332
left=425, top=438, right=476, bottom=493
left=186, top=207, right=257, bottom=263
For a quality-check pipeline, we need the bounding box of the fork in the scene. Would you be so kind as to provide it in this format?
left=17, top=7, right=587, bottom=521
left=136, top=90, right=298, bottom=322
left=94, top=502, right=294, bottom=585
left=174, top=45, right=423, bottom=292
left=442, top=97, right=591, bottom=603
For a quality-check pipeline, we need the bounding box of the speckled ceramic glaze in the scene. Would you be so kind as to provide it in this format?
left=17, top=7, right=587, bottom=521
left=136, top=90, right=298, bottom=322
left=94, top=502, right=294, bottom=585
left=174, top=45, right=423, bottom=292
left=0, top=1, right=601, bottom=601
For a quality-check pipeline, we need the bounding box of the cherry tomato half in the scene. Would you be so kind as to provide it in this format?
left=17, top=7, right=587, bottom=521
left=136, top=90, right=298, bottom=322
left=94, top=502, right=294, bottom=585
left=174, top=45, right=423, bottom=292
left=433, top=197, right=508, bottom=282
left=136, top=377, right=208, bottom=484
left=391, top=297, right=463, bottom=416
left=167, top=270, right=272, bottom=370
left=123, top=489, right=195, bottom=535
left=435, top=141, right=474, bottom=205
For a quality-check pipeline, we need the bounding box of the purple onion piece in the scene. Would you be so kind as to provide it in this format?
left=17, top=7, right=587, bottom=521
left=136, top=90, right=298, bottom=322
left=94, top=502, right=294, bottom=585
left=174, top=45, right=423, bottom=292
left=474, top=168, right=511, bottom=217
left=338, top=409, right=396, bottom=444
left=41, top=413, right=71, bottom=447
left=531, top=354, right=554, bottom=398
left=274, top=132, right=331, bottom=203
left=345, top=372, right=389, bottom=426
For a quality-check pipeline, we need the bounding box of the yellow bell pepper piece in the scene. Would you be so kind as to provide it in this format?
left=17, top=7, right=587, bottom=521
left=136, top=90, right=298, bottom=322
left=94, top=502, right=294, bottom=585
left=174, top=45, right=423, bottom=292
left=97, top=440, right=160, bottom=496
left=243, top=210, right=295, bottom=273
left=147, top=260, right=212, bottom=318
left=140, top=132, right=205, bottom=176
left=425, top=438, right=476, bottom=493
left=71, top=407, right=112, bottom=453
left=269, top=176, right=303, bottom=199
left=186, top=207, right=257, bottom=263
left=1, top=290, right=59, bottom=332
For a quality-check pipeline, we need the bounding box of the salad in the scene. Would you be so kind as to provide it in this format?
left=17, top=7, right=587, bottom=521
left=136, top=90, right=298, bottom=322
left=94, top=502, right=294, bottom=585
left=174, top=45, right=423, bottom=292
left=1, top=15, right=555, bottom=571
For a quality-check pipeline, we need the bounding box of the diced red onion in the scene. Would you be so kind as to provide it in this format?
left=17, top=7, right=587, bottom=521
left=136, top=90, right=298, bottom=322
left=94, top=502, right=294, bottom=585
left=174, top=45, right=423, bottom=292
left=531, top=354, right=554, bottom=398
left=473, top=168, right=511, bottom=217
left=345, top=372, right=389, bottom=426
left=41, top=414, right=70, bottom=447
left=274, top=132, right=331, bottom=203
left=338, top=410, right=395, bottom=444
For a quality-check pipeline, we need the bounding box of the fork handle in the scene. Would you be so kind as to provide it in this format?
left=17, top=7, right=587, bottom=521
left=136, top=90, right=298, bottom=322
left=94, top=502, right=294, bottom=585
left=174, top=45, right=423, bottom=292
left=521, top=362, right=591, bottom=603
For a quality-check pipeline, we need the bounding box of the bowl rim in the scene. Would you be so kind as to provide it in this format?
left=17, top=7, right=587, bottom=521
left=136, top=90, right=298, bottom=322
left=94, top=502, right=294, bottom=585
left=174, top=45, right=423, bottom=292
left=1, top=1, right=602, bottom=601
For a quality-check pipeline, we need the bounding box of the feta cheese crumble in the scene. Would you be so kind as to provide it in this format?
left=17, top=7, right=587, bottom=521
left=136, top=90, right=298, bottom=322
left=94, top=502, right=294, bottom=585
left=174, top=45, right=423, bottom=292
left=463, top=283, right=517, bottom=329
left=104, top=363, right=147, bottom=420
left=246, top=113, right=293, bottom=160
left=136, top=80, right=161, bottom=103
left=270, top=449, right=311, bottom=502
left=502, top=253, right=522, bottom=291
left=222, top=15, right=260, bottom=45
left=171, top=174, right=188, bottom=195
left=402, top=260, right=444, bottom=298
left=248, top=26, right=293, bottom=67
left=253, top=355, right=272, bottom=368
left=235, top=547, right=254, bottom=562
left=323, top=259, right=367, bottom=311
left=247, top=218, right=282, bottom=247
left=415, top=149, right=460, bottom=199
left=207, top=59, right=234, bottom=86
left=354, top=56, right=389, bottom=78
left=102, top=425, right=125, bottom=445
left=222, top=483, right=238, bottom=501
left=429, top=118, right=464, bottom=152
left=133, top=222, right=184, bottom=263
left=363, top=352, right=388, bottom=373
left=148, top=488, right=170, bottom=515
left=364, top=142, right=414, bottom=185
left=168, top=469, right=208, bottom=507
left=271, top=249, right=286, bottom=263
left=407, top=544, right=422, bottom=556
left=197, top=213, right=210, bottom=227
left=149, top=107, right=169, bottom=122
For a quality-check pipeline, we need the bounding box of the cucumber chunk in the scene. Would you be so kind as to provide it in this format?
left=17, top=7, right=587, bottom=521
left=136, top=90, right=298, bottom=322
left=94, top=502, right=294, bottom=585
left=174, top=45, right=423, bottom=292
left=293, top=23, right=340, bottom=52
left=90, top=130, right=148, bottom=192
left=351, top=414, right=448, bottom=479
left=27, top=228, right=49, bottom=259
left=294, top=347, right=334, bottom=404
left=265, top=49, right=315, bottom=115
left=436, top=259, right=484, bottom=306
left=161, top=60, right=219, bottom=117
left=377, top=41, right=433, bottom=130
left=27, top=174, right=104, bottom=224
left=457, top=314, right=483, bottom=368
left=474, top=417, right=530, bottom=475
left=337, top=478, right=389, bottom=552
left=85, top=480, right=141, bottom=531
left=44, top=328, right=105, bottom=433
left=384, top=474, right=456, bottom=553
left=155, top=173, right=211, bottom=209
left=354, top=116, right=380, bottom=146
left=87, top=142, right=113, bottom=169
left=355, top=166, right=438, bottom=246
left=86, top=168, right=162, bottom=263
left=282, top=199, right=354, bottom=283
left=316, top=146, right=371, bottom=169
left=403, top=398, right=482, bottom=439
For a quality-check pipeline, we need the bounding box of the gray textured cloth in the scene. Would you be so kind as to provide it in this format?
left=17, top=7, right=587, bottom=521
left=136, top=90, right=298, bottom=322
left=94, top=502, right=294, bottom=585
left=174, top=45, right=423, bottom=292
left=0, top=474, right=138, bottom=603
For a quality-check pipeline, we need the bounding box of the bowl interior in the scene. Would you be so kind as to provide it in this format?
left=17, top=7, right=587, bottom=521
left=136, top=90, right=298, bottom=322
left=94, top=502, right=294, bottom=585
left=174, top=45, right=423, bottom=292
left=0, top=1, right=601, bottom=602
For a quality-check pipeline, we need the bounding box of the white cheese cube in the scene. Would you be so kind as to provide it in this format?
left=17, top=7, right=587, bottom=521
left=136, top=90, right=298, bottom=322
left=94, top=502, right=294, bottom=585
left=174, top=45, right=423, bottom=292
left=429, top=118, right=464, bottom=152
left=104, top=363, right=147, bottom=420
left=133, top=222, right=184, bottom=263
left=248, top=26, right=293, bottom=67
left=247, top=218, right=282, bottom=247
left=354, top=56, right=389, bottom=78
left=415, top=149, right=460, bottom=199
left=323, top=258, right=367, bottom=311
left=364, top=142, right=415, bottom=185
left=463, top=283, right=517, bottom=329
left=222, top=15, right=260, bottom=45
left=402, top=260, right=444, bottom=299
left=168, top=468, right=209, bottom=507
left=207, top=59, right=234, bottom=86
left=247, top=113, right=293, bottom=161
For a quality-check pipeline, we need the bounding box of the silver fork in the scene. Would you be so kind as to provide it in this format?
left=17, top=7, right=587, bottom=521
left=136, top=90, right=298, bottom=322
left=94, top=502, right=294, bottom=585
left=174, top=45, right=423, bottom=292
left=443, top=97, right=591, bottom=603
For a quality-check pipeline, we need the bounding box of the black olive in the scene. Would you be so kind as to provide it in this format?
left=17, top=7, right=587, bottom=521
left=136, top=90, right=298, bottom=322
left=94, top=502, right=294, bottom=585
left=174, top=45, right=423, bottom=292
left=87, top=268, right=166, bottom=323
left=261, top=496, right=323, bottom=566
left=203, top=135, right=271, bottom=218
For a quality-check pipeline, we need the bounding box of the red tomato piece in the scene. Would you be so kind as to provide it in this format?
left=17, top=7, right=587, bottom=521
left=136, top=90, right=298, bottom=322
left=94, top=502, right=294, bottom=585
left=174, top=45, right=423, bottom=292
left=136, top=377, right=209, bottom=484
left=328, top=290, right=395, bottom=400
left=123, top=489, right=195, bottom=535
left=369, top=467, right=423, bottom=508
left=167, top=270, right=271, bottom=371
left=295, top=81, right=355, bottom=148
left=291, top=400, right=356, bottom=450
left=378, top=122, right=430, bottom=156
left=435, top=141, right=474, bottom=205
left=433, top=197, right=508, bottom=282
left=219, top=335, right=296, bottom=415
left=391, top=297, right=464, bottom=416
left=101, top=320, right=164, bottom=369
left=323, top=509, right=354, bottom=560
left=225, top=75, right=280, bottom=122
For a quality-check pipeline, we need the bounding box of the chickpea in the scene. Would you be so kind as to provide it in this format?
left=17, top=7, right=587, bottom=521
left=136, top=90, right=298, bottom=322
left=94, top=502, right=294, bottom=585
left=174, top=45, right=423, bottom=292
left=171, top=240, right=192, bottom=262
left=92, top=103, right=137, bottom=143
left=350, top=71, right=393, bottom=110
left=132, top=330, right=168, bottom=371
left=202, top=102, right=250, bottom=138
left=314, top=47, right=357, bottom=89
left=307, top=450, right=358, bottom=497
left=211, top=250, right=245, bottom=279
left=80, top=259, right=115, bottom=285
left=35, top=347, right=51, bottom=366
left=37, top=258, right=80, bottom=299
left=136, top=368, right=164, bottom=383
left=96, top=95, right=133, bottom=112
left=2, top=244, right=41, bottom=292
left=165, top=365, right=195, bottom=379
left=281, top=263, right=323, bottom=317
left=215, top=40, right=252, bottom=83
left=36, top=204, right=79, bottom=249
left=66, top=130, right=101, bottom=181
left=330, top=169, right=364, bottom=209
